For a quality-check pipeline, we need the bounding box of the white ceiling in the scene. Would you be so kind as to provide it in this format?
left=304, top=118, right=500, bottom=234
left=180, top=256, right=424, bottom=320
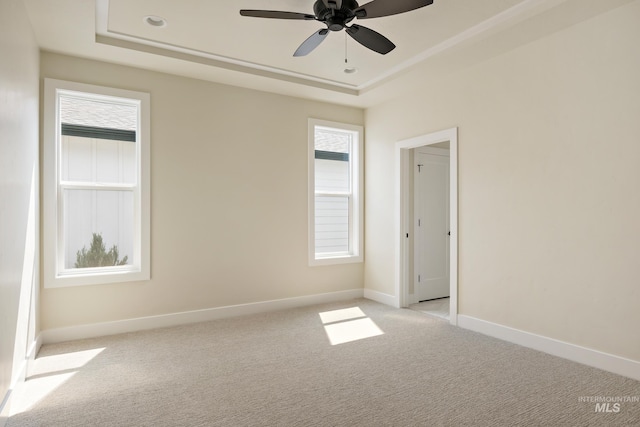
left=23, top=0, right=632, bottom=107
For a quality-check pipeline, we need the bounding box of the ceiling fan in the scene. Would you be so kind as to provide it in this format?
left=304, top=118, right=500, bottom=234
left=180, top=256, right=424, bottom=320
left=240, top=0, right=434, bottom=56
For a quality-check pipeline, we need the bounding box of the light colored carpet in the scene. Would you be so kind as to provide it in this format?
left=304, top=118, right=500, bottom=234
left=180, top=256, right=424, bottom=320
left=7, top=299, right=640, bottom=426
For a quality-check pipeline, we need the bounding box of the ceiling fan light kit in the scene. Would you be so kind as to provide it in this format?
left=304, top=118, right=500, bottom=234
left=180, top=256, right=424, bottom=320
left=240, top=0, right=434, bottom=57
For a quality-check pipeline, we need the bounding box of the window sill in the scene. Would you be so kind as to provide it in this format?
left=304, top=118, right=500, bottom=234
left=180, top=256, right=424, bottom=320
left=45, top=268, right=150, bottom=289
left=309, top=254, right=363, bottom=267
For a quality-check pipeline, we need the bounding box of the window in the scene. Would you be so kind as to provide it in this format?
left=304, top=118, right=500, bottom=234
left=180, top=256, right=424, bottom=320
left=44, top=79, right=150, bottom=287
left=308, top=119, right=363, bottom=265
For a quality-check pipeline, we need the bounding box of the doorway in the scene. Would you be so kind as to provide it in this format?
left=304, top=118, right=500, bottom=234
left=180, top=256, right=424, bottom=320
left=394, top=128, right=458, bottom=325
left=413, top=146, right=450, bottom=303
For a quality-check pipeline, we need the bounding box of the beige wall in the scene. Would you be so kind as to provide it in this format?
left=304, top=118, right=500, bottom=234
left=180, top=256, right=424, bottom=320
left=40, top=53, right=364, bottom=330
left=0, top=0, right=40, bottom=418
left=364, top=2, right=640, bottom=361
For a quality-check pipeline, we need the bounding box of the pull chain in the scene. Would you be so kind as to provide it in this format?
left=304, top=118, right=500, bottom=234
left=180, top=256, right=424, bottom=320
left=343, top=31, right=357, bottom=74
left=344, top=32, right=348, bottom=64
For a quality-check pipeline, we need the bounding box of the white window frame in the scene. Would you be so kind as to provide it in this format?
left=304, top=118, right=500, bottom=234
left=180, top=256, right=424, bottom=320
left=43, top=78, right=150, bottom=288
left=308, top=118, right=363, bottom=266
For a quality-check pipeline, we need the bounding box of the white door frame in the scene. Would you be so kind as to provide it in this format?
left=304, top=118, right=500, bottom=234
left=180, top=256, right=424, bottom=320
left=394, top=127, right=458, bottom=325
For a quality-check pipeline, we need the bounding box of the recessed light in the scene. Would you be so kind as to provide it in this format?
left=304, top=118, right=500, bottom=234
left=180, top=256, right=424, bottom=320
left=344, top=67, right=358, bottom=74
left=144, top=15, right=167, bottom=28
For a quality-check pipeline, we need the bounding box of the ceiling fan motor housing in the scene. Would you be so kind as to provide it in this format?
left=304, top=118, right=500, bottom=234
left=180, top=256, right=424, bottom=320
left=314, top=0, right=358, bottom=31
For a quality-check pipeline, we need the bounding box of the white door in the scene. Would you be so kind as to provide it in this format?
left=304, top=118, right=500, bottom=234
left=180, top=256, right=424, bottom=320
left=414, top=148, right=449, bottom=301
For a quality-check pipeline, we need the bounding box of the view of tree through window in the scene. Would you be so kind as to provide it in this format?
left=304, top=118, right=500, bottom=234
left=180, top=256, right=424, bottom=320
left=75, top=232, right=129, bottom=268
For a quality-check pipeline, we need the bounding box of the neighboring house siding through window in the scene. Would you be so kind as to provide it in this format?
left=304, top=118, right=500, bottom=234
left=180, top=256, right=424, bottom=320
left=60, top=130, right=136, bottom=270
left=314, top=133, right=351, bottom=255
left=60, top=96, right=138, bottom=270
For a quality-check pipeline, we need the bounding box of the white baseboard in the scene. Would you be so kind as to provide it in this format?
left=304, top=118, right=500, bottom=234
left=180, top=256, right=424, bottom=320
left=42, top=289, right=364, bottom=344
left=26, top=334, right=42, bottom=377
left=363, top=289, right=397, bottom=307
left=458, top=315, right=640, bottom=381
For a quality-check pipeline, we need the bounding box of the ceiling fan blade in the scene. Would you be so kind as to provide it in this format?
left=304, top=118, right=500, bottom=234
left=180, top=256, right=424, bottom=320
left=354, top=0, right=433, bottom=19
left=240, top=10, right=316, bottom=20
left=294, top=29, right=330, bottom=57
left=346, top=24, right=395, bottom=54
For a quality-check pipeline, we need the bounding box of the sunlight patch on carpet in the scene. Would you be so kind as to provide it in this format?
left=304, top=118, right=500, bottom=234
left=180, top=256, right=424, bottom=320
left=28, top=347, right=105, bottom=377
left=318, top=307, right=366, bottom=324
left=319, top=307, right=384, bottom=345
left=10, top=347, right=105, bottom=416
left=10, top=372, right=76, bottom=415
